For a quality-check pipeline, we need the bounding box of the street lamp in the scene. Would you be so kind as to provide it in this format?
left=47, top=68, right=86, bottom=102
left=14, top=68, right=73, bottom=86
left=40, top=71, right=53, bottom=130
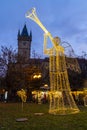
left=33, top=73, right=42, bottom=79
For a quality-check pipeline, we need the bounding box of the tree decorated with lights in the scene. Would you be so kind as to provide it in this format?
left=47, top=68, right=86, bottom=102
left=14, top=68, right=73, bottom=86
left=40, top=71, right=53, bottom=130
left=17, top=89, right=27, bottom=111
left=26, top=8, right=80, bottom=115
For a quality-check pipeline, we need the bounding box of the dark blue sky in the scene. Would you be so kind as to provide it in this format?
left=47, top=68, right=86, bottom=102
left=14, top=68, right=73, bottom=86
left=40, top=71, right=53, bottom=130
left=0, top=0, right=87, bottom=58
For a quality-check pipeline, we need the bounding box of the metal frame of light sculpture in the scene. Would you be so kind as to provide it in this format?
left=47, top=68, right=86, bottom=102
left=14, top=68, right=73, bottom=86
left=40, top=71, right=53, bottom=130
left=26, top=8, right=80, bottom=115
left=61, top=41, right=81, bottom=73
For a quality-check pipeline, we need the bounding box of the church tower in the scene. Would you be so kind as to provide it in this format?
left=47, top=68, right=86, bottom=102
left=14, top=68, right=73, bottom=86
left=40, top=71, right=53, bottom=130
left=18, top=24, right=32, bottom=61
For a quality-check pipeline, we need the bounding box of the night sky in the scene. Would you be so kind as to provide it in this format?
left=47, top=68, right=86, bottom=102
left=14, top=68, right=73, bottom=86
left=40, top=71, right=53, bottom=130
left=0, top=0, right=87, bottom=58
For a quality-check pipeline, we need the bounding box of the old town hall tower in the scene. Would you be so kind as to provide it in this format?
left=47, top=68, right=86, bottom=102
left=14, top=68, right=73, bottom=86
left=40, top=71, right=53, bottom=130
left=18, top=24, right=32, bottom=61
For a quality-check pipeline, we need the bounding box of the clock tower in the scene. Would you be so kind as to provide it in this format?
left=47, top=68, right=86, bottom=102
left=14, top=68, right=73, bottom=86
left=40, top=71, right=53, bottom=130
left=18, top=24, right=32, bottom=61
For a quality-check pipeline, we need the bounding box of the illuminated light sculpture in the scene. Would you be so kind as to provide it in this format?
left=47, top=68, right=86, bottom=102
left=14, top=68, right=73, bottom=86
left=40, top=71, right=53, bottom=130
left=17, top=89, right=27, bottom=103
left=26, top=8, right=80, bottom=115
left=61, top=41, right=81, bottom=73
left=17, top=89, right=27, bottom=111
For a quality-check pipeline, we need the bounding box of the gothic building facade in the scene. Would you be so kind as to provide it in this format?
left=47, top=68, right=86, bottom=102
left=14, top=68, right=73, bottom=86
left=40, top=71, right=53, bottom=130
left=17, top=24, right=49, bottom=86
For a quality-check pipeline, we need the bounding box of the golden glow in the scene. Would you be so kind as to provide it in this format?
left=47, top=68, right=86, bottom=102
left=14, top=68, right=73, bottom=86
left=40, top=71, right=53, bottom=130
left=17, top=89, right=27, bottom=102
left=26, top=8, right=80, bottom=115
left=44, top=84, right=48, bottom=87
left=33, top=73, right=42, bottom=79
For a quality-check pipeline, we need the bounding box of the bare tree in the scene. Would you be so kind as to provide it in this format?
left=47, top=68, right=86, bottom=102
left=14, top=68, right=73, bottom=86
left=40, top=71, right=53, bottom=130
left=0, top=46, right=17, bottom=77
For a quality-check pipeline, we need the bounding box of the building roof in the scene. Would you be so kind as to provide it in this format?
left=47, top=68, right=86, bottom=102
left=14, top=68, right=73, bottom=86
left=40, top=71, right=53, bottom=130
left=21, top=24, right=29, bottom=37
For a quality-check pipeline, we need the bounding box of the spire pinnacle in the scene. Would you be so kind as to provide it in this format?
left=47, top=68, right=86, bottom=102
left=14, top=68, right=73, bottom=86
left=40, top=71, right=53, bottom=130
left=21, top=24, right=29, bottom=37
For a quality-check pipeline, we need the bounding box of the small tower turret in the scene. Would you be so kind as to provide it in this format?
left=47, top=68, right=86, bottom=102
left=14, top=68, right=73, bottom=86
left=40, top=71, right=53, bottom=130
left=18, top=29, right=20, bottom=37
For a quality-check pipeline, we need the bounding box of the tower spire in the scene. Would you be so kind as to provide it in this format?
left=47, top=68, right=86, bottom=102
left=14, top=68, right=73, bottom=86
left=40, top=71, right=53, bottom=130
left=18, top=29, right=20, bottom=37
left=21, top=24, right=29, bottom=37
